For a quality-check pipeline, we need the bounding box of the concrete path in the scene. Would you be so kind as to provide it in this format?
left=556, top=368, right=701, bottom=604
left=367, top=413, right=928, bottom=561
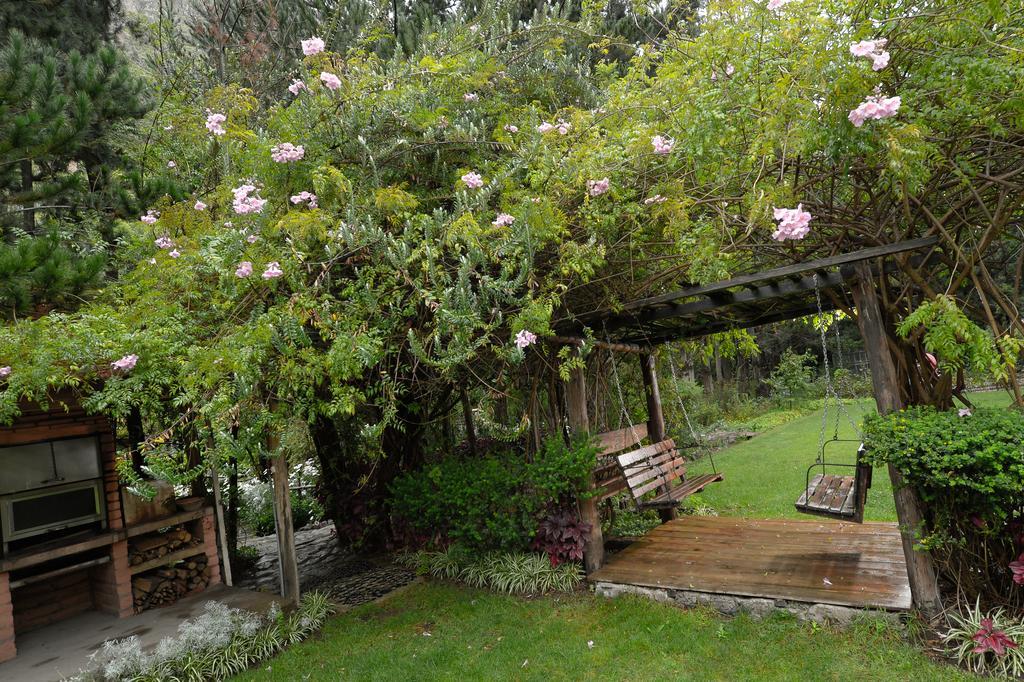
left=0, top=584, right=280, bottom=682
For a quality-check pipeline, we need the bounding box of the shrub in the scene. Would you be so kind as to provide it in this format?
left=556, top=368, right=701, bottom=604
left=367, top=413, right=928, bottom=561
left=389, top=435, right=598, bottom=553
left=70, top=592, right=334, bottom=681
left=764, top=349, right=816, bottom=406
left=397, top=546, right=582, bottom=594
left=239, top=480, right=323, bottom=536
left=943, top=598, right=1024, bottom=678
left=864, top=406, right=1024, bottom=607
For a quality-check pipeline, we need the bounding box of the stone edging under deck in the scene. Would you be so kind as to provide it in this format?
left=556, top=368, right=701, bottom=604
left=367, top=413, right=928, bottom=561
left=593, top=581, right=903, bottom=627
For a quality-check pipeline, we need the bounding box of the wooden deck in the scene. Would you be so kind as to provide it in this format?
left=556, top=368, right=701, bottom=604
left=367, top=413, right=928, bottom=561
left=589, top=517, right=912, bottom=610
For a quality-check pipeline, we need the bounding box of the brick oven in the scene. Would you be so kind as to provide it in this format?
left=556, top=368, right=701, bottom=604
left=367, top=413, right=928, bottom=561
left=0, top=393, right=221, bottom=663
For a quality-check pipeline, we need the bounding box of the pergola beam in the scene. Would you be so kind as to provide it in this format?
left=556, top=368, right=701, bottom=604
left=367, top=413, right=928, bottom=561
left=593, top=236, right=938, bottom=316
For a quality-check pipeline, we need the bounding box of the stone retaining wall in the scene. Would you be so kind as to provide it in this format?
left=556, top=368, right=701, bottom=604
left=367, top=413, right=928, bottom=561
left=593, top=582, right=903, bottom=627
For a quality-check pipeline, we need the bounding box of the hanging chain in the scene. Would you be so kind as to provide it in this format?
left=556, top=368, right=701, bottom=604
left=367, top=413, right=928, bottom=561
left=814, top=274, right=863, bottom=461
left=815, top=274, right=833, bottom=462
left=667, top=354, right=701, bottom=445
left=668, top=352, right=718, bottom=474
left=605, top=329, right=643, bottom=445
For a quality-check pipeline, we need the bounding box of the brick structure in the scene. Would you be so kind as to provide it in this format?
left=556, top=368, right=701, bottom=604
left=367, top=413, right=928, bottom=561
left=0, top=393, right=221, bottom=663
left=0, top=573, right=14, bottom=662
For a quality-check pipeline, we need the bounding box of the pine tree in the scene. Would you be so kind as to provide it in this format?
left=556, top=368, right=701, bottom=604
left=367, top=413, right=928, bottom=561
left=0, top=24, right=150, bottom=319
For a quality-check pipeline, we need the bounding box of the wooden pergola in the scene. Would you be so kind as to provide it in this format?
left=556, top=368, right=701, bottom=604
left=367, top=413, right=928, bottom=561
left=553, top=236, right=944, bottom=617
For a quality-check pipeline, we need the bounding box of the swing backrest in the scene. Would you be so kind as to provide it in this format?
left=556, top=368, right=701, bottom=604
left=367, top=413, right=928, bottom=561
left=592, top=424, right=648, bottom=502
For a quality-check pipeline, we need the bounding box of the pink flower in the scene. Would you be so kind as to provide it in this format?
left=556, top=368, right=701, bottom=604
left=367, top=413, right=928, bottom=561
left=959, top=408, right=973, bottom=417
left=288, top=79, right=307, bottom=95
left=1010, top=554, right=1024, bottom=586
left=167, top=160, right=176, bottom=169
left=515, top=330, right=538, bottom=349
left=206, top=111, right=226, bottom=136
left=168, top=249, right=181, bottom=259
left=651, top=135, right=674, bottom=155
left=464, top=92, right=479, bottom=102
left=537, top=122, right=556, bottom=134
left=556, top=119, right=571, bottom=135
left=320, top=72, right=341, bottom=91
left=849, top=39, right=882, bottom=57
left=644, top=195, right=667, bottom=205
left=504, top=124, right=518, bottom=133
left=155, top=236, right=174, bottom=249
left=232, top=184, right=267, bottom=215
left=111, top=354, right=138, bottom=372
left=246, top=234, right=259, bottom=244
left=766, top=0, right=795, bottom=9
left=972, top=618, right=1019, bottom=656
left=235, top=261, right=253, bottom=278
left=290, top=191, right=318, bottom=208
left=140, top=211, right=158, bottom=225
left=271, top=142, right=305, bottom=163
left=849, top=94, right=900, bottom=127
left=301, top=36, right=325, bottom=56
left=0, top=366, right=10, bottom=378
left=725, top=63, right=735, bottom=76
left=461, top=171, right=484, bottom=189
left=194, top=200, right=207, bottom=211
left=262, top=262, right=284, bottom=279
left=493, top=213, right=515, bottom=227
left=587, top=178, right=610, bottom=197
left=772, top=204, right=813, bottom=241
left=851, top=40, right=891, bottom=71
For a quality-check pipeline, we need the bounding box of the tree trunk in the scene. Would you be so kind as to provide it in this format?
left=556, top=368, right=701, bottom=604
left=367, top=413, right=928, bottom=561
left=126, top=406, right=146, bottom=477
left=270, top=445, right=300, bottom=604
left=227, top=455, right=239, bottom=557
left=460, top=387, right=477, bottom=456
left=21, top=159, right=34, bottom=233
left=641, top=353, right=676, bottom=522
left=566, top=357, right=603, bottom=574
left=852, top=261, right=942, bottom=619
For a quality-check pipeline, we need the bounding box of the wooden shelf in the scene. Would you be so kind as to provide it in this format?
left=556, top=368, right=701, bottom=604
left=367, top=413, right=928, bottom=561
left=125, top=508, right=209, bottom=539
left=1, top=531, right=119, bottom=573
left=129, top=544, right=206, bottom=575
left=10, top=556, right=110, bottom=588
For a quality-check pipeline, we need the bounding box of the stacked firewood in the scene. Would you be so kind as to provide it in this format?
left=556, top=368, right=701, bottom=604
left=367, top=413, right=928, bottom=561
left=128, top=526, right=201, bottom=565
left=132, top=554, right=211, bottom=612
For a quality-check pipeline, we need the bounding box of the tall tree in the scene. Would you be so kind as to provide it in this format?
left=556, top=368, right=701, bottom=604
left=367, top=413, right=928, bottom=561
left=0, top=25, right=151, bottom=317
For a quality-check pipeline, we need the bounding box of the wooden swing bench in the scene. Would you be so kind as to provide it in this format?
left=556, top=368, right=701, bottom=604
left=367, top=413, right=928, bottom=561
left=616, top=439, right=723, bottom=511
left=794, top=442, right=871, bottom=522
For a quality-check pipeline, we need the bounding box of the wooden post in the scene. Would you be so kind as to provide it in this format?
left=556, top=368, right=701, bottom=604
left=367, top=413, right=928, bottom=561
left=640, top=354, right=676, bottom=521
left=210, top=468, right=233, bottom=586
left=852, top=261, right=942, bottom=618
left=270, top=445, right=300, bottom=604
left=565, top=360, right=604, bottom=574
left=460, top=388, right=477, bottom=457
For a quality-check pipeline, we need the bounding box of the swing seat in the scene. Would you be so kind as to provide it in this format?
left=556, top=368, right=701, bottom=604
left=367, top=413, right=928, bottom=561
left=794, top=443, right=871, bottom=523
left=617, top=439, right=723, bottom=512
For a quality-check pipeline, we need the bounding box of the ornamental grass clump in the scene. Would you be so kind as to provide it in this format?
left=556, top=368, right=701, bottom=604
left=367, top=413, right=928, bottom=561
left=68, top=592, right=333, bottom=682
left=943, top=598, right=1024, bottom=679
left=398, top=546, right=582, bottom=594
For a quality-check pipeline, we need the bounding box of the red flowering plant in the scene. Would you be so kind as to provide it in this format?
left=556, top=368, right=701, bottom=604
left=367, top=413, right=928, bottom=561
left=532, top=505, right=591, bottom=567
left=1010, top=554, right=1024, bottom=587
left=944, top=599, right=1024, bottom=678
left=973, top=618, right=1019, bottom=657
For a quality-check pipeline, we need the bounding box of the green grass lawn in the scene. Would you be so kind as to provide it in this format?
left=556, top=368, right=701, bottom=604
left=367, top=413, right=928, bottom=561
left=687, top=390, right=1012, bottom=521
left=233, top=583, right=973, bottom=681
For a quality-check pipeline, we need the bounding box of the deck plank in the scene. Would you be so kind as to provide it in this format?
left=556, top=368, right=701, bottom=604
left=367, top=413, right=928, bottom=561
left=589, top=516, right=911, bottom=610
